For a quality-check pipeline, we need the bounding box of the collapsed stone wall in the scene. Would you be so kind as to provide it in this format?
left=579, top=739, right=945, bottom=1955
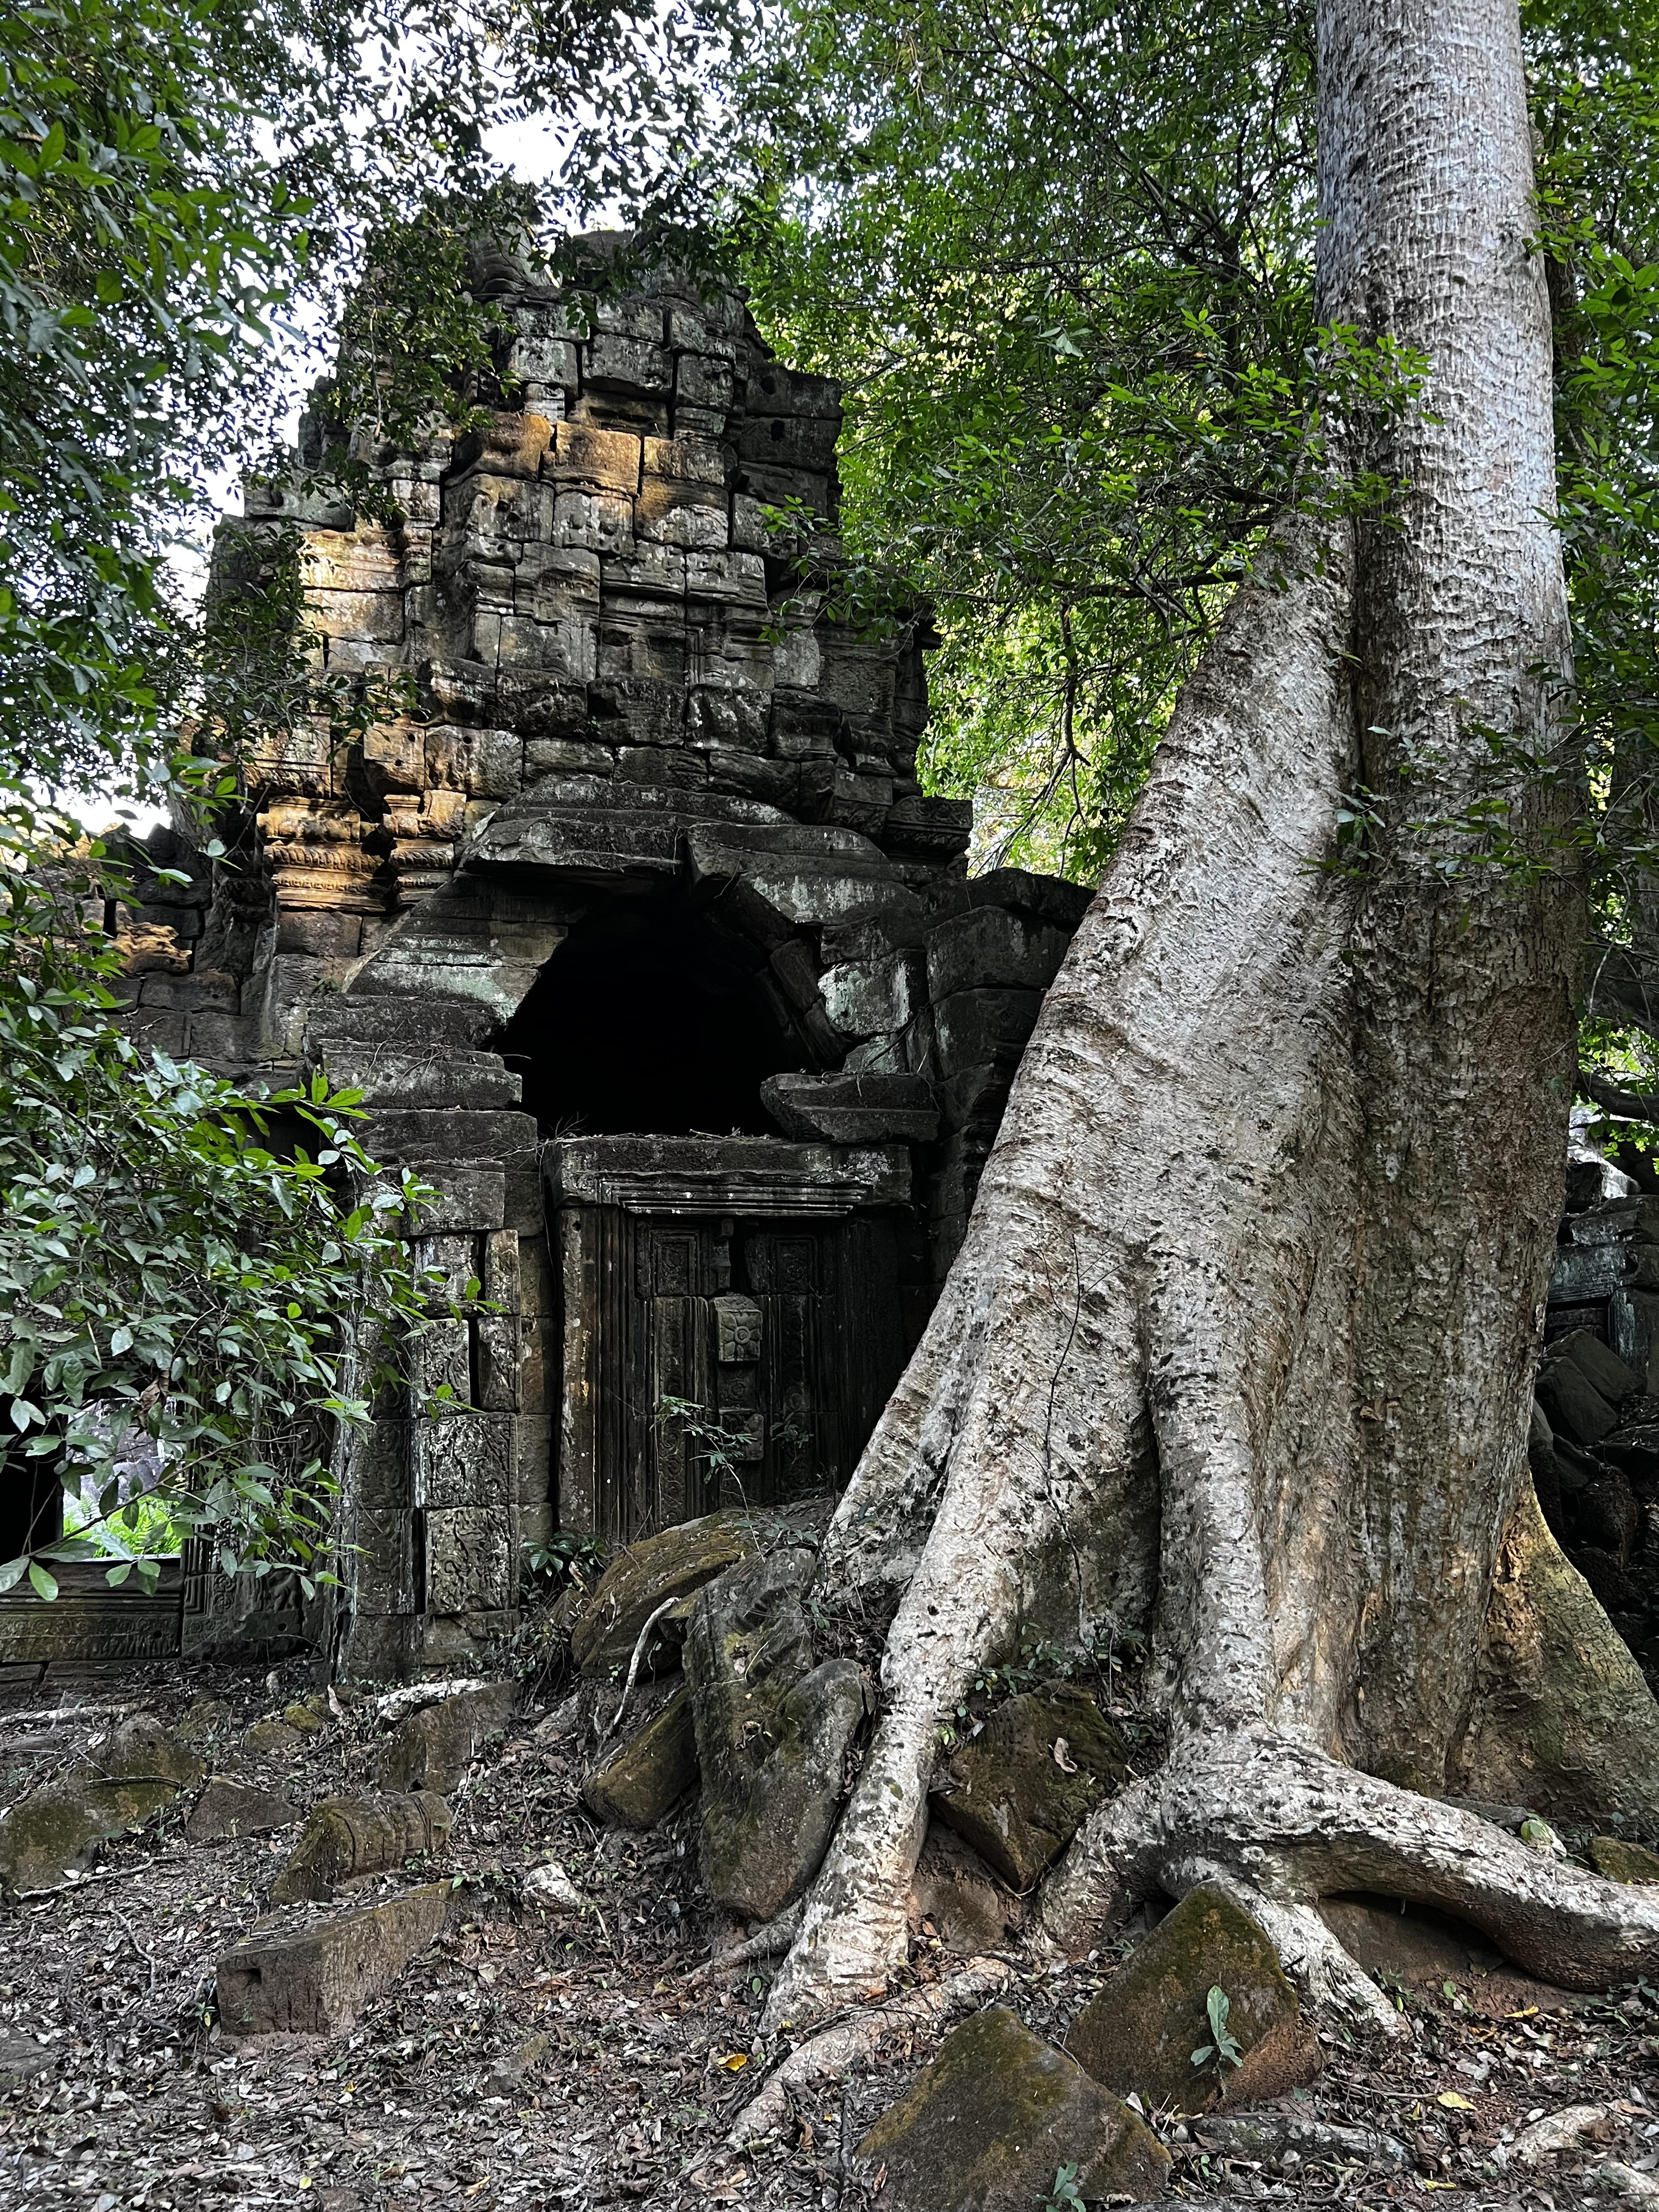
left=106, top=237, right=1094, bottom=1677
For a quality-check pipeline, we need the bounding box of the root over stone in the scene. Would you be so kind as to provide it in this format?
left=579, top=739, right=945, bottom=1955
left=764, top=0, right=1659, bottom=2037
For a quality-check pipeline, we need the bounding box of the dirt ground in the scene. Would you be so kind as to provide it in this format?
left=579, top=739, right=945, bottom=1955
left=3, top=1654, right=1658, bottom=2212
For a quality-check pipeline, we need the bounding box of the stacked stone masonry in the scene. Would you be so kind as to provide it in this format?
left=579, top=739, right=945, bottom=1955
left=112, top=237, right=1093, bottom=1678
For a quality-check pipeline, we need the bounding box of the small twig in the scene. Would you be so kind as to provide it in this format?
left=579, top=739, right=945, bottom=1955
left=124, top=1930, right=158, bottom=1995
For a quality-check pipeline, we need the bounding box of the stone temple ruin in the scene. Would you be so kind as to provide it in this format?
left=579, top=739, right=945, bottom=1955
left=0, top=241, right=1093, bottom=1684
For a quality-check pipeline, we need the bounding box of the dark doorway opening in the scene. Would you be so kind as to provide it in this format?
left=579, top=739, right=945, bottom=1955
left=502, top=893, right=805, bottom=1137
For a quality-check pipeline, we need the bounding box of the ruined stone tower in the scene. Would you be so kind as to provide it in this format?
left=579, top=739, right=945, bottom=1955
left=111, top=239, right=1092, bottom=1678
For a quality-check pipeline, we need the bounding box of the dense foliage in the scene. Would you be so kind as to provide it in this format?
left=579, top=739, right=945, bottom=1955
left=669, top=1, right=1659, bottom=904
left=0, top=0, right=728, bottom=1591
left=0, top=810, right=438, bottom=1594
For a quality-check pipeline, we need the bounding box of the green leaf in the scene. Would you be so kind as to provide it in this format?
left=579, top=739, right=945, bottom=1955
left=27, top=1561, right=59, bottom=1601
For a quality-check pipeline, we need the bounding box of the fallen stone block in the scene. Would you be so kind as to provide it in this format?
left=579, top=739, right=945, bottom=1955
left=0, top=1774, right=181, bottom=1895
left=270, top=1791, right=451, bottom=1903
left=1555, top=1328, right=1642, bottom=1407
left=241, top=1719, right=304, bottom=1759
left=186, top=1777, right=302, bottom=1845
left=216, top=1881, right=452, bottom=2037
left=1067, top=1882, right=1320, bottom=2114
left=854, top=2005, right=1168, bottom=2212
left=93, top=1712, right=205, bottom=1791
left=581, top=1684, right=699, bottom=1828
left=907, top=1820, right=1024, bottom=1952
left=1535, top=1359, right=1620, bottom=1448
left=1590, top=1834, right=1659, bottom=1883
left=569, top=1510, right=760, bottom=1679
left=930, top=1680, right=1129, bottom=1890
left=0, top=2033, right=55, bottom=2090
left=176, top=1696, right=233, bottom=1749
left=377, top=1682, right=516, bottom=1794
left=686, top=1548, right=868, bottom=1918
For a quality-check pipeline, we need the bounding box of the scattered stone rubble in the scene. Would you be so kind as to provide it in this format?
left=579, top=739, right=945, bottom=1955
left=4, top=1649, right=1659, bottom=2208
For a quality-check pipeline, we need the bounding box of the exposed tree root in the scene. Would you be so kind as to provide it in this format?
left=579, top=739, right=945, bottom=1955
left=721, top=1956, right=1011, bottom=2150
left=690, top=1900, right=805, bottom=1983
left=1039, top=1726, right=1659, bottom=1995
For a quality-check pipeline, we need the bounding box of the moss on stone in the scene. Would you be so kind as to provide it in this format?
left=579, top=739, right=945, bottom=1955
left=0, top=1775, right=180, bottom=1895
left=581, top=1684, right=700, bottom=1828
left=931, top=1680, right=1129, bottom=1890
left=1589, top=1834, right=1659, bottom=1883
left=570, top=1511, right=760, bottom=1681
left=685, top=1550, right=868, bottom=1917
left=1067, top=1882, right=1319, bottom=2115
left=96, top=1712, right=206, bottom=1790
left=241, top=1718, right=303, bottom=1758
left=854, top=2005, right=1169, bottom=2212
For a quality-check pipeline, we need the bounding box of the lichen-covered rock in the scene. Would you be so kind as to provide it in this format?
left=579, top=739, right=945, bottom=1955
left=930, top=1681, right=1129, bottom=1890
left=0, top=1775, right=181, bottom=1895
left=581, top=1685, right=700, bottom=1828
left=270, top=1791, right=452, bottom=1903
left=241, top=1719, right=303, bottom=1759
left=377, top=1682, right=516, bottom=1794
left=1590, top=1834, right=1659, bottom=1883
left=569, top=1511, right=760, bottom=1681
left=854, top=2005, right=1168, bottom=2212
left=176, top=1696, right=233, bottom=1749
left=686, top=1548, right=868, bottom=1919
left=93, top=1712, right=205, bottom=1791
left=186, top=1777, right=301, bottom=1845
left=1194, top=2109, right=1410, bottom=2172
left=216, top=1881, right=452, bottom=2036
left=1067, top=1883, right=1319, bottom=2114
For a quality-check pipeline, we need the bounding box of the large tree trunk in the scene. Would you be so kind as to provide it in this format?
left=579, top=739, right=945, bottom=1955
left=765, top=0, right=1659, bottom=2032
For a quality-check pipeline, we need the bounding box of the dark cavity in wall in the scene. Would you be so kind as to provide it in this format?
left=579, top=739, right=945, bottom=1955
left=500, top=890, right=805, bottom=1139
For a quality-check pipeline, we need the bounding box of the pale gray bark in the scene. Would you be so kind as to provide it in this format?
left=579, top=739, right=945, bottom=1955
left=763, top=0, right=1659, bottom=2032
